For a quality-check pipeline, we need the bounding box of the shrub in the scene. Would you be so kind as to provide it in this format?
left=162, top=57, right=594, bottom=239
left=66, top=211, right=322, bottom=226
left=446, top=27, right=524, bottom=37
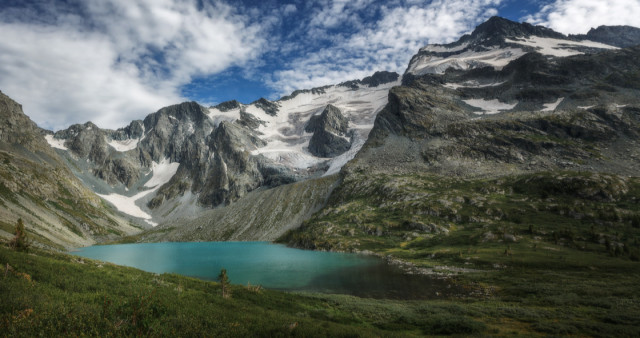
left=9, top=218, right=30, bottom=252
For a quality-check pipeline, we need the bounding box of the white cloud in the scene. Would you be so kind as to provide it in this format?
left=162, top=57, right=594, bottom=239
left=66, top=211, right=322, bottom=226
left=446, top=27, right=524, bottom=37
left=269, top=0, right=503, bottom=95
left=309, top=0, right=375, bottom=29
left=282, top=4, right=298, bottom=16
left=523, top=0, right=640, bottom=34
left=0, top=0, right=265, bottom=130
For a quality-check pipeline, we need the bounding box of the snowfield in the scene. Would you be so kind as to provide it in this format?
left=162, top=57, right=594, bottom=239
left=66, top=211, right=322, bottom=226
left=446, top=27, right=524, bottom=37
left=212, top=79, right=400, bottom=171
left=45, top=135, right=68, bottom=150
left=505, top=36, right=617, bottom=57
left=541, top=97, right=565, bottom=112
left=408, top=34, right=618, bottom=77
left=408, top=47, right=527, bottom=75
left=98, top=158, right=179, bottom=226
left=108, top=137, right=141, bottom=152
left=463, top=99, right=518, bottom=115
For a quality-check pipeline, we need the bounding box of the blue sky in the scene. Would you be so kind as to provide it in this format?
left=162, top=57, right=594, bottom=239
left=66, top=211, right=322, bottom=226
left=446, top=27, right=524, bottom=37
left=1, top=0, right=639, bottom=130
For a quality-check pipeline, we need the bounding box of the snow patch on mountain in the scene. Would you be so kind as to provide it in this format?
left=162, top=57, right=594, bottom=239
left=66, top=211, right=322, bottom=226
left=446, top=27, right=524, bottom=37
left=108, top=137, right=142, bottom=152
left=144, top=158, right=180, bottom=188
left=542, top=97, right=565, bottom=112
left=444, top=81, right=506, bottom=89
left=505, top=37, right=617, bottom=57
left=45, top=135, right=68, bottom=150
left=464, top=99, right=518, bottom=115
left=408, top=47, right=527, bottom=75
left=408, top=30, right=619, bottom=77
left=97, top=158, right=179, bottom=226
left=323, top=133, right=367, bottom=176
left=207, top=107, right=241, bottom=127
left=97, top=191, right=154, bottom=221
left=210, top=79, right=399, bottom=171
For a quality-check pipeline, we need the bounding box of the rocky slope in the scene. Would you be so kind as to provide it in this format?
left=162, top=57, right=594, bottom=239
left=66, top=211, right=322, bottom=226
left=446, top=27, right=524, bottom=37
left=46, top=71, right=400, bottom=227
left=0, top=91, right=139, bottom=249
left=128, top=175, right=339, bottom=243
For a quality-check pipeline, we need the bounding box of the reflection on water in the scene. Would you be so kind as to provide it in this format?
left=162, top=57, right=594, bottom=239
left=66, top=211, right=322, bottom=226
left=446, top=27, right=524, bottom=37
left=71, top=241, right=454, bottom=299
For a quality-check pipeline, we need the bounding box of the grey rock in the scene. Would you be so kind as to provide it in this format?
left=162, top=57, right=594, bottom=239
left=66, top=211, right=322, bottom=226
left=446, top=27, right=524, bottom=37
left=213, top=100, right=241, bottom=112
left=252, top=98, right=279, bottom=116
left=338, top=71, right=400, bottom=89
left=306, top=105, right=351, bottom=157
left=238, top=110, right=265, bottom=130
left=572, top=25, right=640, bottom=48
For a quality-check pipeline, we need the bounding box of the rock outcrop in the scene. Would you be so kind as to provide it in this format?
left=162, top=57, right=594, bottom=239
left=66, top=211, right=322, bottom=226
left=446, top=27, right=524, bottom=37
left=306, top=105, right=351, bottom=157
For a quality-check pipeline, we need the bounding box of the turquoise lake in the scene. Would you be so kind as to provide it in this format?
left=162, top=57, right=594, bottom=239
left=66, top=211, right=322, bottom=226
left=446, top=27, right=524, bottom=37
left=71, top=241, right=451, bottom=299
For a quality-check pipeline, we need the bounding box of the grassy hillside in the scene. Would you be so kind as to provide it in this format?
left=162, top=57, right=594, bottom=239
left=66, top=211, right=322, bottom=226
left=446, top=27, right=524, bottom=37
left=1, top=243, right=491, bottom=337
left=281, top=171, right=640, bottom=259
left=278, top=171, right=640, bottom=335
left=3, top=224, right=640, bottom=337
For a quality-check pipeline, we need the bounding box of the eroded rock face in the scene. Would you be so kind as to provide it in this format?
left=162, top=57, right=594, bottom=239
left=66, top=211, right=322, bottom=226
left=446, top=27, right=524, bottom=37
left=306, top=105, right=351, bottom=157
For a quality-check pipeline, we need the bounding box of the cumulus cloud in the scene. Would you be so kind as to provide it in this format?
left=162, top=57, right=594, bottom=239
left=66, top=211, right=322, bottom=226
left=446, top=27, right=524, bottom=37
left=0, top=0, right=265, bottom=130
left=269, top=0, right=503, bottom=96
left=523, top=0, right=640, bottom=34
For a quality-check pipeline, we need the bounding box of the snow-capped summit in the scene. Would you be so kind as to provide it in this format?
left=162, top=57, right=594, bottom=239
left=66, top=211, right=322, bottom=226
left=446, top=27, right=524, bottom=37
left=406, top=16, right=618, bottom=76
left=45, top=71, right=400, bottom=226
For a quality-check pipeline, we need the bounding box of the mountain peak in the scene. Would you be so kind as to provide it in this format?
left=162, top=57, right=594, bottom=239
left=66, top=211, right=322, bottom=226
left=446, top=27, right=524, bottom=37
left=406, top=16, right=619, bottom=77
left=213, top=100, right=241, bottom=112
left=470, top=16, right=566, bottom=41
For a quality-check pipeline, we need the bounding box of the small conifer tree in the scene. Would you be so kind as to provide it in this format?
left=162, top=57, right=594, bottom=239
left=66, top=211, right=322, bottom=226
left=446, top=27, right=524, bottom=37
left=9, top=218, right=30, bottom=252
left=217, top=268, right=231, bottom=298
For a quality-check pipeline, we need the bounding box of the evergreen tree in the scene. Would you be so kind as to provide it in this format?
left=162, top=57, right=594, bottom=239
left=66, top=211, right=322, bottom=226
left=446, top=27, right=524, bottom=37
left=217, top=268, right=231, bottom=298
left=9, top=218, right=30, bottom=252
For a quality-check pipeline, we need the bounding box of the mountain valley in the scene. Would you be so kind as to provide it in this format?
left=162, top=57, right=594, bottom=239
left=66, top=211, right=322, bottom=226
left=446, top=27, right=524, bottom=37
left=2, top=16, right=640, bottom=336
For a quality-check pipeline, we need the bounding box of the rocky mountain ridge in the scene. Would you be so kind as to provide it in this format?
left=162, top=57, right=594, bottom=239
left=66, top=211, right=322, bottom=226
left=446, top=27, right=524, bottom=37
left=404, top=16, right=626, bottom=78
left=281, top=17, right=640, bottom=251
left=45, top=71, right=400, bottom=226
left=356, top=17, right=640, bottom=178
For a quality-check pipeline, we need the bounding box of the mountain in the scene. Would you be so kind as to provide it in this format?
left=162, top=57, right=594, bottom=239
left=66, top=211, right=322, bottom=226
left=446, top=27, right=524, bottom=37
left=0, top=91, right=139, bottom=249
left=6, top=16, right=640, bottom=250
left=404, top=16, right=621, bottom=77
left=3, top=15, right=640, bottom=337
left=45, top=71, right=400, bottom=226
left=279, top=17, right=640, bottom=254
